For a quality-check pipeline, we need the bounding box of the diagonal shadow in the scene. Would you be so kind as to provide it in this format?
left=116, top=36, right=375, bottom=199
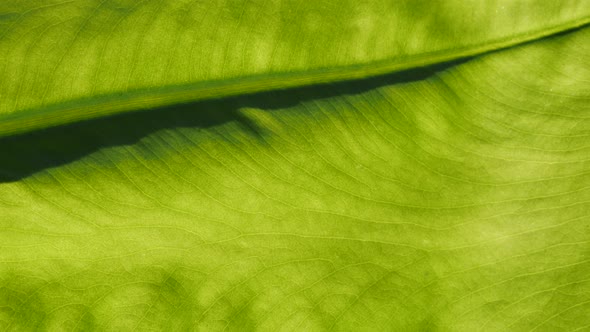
left=0, top=58, right=470, bottom=183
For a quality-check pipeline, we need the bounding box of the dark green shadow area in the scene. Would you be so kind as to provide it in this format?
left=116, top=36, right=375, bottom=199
left=0, top=58, right=469, bottom=183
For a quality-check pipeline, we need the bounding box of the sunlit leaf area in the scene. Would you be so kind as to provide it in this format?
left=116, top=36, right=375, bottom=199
left=1, top=1, right=590, bottom=330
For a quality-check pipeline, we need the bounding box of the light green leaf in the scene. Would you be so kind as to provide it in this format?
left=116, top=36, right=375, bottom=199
left=1, top=1, right=590, bottom=331
left=0, top=0, right=589, bottom=135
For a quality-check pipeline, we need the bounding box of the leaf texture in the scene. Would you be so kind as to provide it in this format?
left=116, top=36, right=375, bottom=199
left=1, top=17, right=590, bottom=330
left=0, top=0, right=589, bottom=135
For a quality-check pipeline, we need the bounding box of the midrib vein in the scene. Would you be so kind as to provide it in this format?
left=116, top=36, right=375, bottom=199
left=1, top=16, right=589, bottom=138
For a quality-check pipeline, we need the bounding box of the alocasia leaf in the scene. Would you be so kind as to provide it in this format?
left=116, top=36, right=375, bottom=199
left=1, top=1, right=590, bottom=331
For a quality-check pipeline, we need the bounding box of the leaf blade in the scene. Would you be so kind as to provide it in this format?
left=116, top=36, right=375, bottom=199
left=1, top=26, right=590, bottom=331
left=1, top=0, right=590, bottom=135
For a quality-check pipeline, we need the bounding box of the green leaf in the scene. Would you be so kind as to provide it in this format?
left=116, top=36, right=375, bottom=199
left=1, top=1, right=590, bottom=331
left=1, top=0, right=589, bottom=136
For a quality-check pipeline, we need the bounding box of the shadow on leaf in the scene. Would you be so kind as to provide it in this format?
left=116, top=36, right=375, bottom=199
left=0, top=58, right=469, bottom=183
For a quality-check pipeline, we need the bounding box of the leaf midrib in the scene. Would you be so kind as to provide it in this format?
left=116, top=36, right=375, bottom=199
left=1, top=16, right=589, bottom=138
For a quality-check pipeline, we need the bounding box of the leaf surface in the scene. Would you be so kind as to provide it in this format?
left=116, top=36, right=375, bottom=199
left=1, top=0, right=589, bottom=135
left=1, top=17, right=590, bottom=330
